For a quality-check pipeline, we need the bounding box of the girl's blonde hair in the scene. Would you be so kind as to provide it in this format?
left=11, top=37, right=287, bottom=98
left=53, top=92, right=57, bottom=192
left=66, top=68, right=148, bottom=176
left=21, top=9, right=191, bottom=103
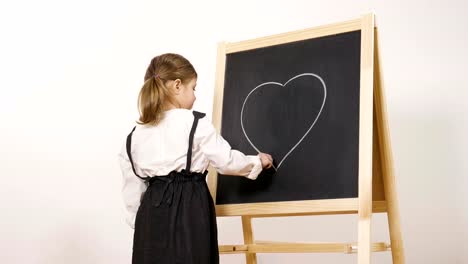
left=137, top=53, right=197, bottom=125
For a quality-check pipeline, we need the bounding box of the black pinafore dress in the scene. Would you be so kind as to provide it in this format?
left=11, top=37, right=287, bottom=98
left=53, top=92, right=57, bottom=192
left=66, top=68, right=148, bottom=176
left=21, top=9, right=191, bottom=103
left=126, top=111, right=219, bottom=264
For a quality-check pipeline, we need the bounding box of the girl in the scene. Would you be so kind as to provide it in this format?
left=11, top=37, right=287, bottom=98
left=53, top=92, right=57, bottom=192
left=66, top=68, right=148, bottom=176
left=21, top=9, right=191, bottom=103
left=118, top=53, right=273, bottom=264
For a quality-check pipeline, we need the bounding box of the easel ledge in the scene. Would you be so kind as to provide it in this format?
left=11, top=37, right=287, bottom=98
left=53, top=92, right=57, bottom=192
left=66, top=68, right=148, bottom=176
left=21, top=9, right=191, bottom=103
left=216, top=198, right=387, bottom=217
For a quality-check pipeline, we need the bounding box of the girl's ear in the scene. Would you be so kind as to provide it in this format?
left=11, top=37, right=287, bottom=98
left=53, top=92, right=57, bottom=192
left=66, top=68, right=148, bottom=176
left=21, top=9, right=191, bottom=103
left=167, top=79, right=182, bottom=94
left=174, top=79, right=182, bottom=93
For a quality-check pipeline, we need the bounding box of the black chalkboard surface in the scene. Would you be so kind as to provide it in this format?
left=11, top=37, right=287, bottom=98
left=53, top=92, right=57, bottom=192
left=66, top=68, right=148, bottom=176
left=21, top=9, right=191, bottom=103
left=216, top=30, right=362, bottom=205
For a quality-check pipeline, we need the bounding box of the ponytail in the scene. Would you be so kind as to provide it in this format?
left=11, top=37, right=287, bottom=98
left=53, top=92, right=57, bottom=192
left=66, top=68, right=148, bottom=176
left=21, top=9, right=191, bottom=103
left=137, top=77, right=169, bottom=125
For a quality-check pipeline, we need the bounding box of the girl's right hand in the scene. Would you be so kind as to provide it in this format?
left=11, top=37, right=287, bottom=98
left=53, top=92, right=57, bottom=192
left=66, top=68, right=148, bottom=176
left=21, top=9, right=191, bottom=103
left=258, top=153, right=273, bottom=169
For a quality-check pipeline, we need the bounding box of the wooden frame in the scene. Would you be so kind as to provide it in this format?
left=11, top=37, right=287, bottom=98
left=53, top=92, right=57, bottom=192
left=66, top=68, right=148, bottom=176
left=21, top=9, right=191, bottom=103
left=208, top=13, right=404, bottom=264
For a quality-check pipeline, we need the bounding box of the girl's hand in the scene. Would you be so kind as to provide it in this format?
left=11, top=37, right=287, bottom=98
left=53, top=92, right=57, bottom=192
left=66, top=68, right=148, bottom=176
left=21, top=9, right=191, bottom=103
left=258, top=153, right=273, bottom=169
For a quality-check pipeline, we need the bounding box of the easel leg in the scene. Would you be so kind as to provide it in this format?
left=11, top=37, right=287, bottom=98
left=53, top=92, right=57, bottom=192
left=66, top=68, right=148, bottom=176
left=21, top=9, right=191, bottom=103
left=242, top=216, right=257, bottom=264
left=358, top=13, right=375, bottom=264
left=374, top=27, right=405, bottom=264
left=358, top=216, right=372, bottom=264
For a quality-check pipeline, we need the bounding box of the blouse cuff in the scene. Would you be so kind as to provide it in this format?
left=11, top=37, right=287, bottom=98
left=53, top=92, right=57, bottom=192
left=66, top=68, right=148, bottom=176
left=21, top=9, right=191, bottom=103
left=245, top=155, right=263, bottom=180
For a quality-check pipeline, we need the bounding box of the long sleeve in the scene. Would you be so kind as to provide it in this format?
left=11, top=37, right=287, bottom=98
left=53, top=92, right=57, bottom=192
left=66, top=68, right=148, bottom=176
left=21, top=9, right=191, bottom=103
left=117, top=143, right=147, bottom=229
left=196, top=117, right=263, bottom=180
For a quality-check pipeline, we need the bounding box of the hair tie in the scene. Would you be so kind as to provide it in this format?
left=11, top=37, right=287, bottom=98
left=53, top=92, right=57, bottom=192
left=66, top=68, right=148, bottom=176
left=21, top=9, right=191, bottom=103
left=154, top=74, right=160, bottom=79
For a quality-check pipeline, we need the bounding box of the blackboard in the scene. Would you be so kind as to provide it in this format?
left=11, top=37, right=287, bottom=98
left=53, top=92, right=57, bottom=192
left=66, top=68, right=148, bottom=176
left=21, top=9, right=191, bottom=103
left=216, top=30, right=362, bottom=205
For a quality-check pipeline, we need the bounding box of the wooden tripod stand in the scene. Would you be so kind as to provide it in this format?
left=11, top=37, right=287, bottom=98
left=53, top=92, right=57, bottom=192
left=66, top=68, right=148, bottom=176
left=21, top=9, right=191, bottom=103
left=208, top=13, right=405, bottom=264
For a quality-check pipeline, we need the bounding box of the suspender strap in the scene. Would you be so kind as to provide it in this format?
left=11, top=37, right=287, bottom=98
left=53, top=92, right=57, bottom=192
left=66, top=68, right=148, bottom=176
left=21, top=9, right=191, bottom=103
left=185, top=111, right=206, bottom=172
left=126, top=126, right=151, bottom=182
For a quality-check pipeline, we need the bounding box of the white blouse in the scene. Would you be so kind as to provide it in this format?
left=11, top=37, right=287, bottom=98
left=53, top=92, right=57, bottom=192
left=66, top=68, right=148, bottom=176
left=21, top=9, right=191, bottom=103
left=117, top=108, right=263, bottom=229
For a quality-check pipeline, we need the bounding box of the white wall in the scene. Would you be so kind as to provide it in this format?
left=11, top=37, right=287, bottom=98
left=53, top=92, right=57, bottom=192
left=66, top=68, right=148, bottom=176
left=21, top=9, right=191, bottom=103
left=1, top=0, right=466, bottom=263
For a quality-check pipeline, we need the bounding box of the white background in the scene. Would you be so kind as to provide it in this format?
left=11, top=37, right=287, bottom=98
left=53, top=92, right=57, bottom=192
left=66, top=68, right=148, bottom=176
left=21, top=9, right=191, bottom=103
left=0, top=0, right=466, bottom=263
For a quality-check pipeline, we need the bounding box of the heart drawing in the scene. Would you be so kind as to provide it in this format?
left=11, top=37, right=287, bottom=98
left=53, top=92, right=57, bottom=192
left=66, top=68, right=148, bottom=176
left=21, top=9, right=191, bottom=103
left=240, top=73, right=327, bottom=171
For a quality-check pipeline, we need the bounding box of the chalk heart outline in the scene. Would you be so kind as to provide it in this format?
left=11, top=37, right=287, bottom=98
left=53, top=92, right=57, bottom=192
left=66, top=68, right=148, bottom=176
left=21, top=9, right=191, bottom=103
left=240, top=73, right=327, bottom=171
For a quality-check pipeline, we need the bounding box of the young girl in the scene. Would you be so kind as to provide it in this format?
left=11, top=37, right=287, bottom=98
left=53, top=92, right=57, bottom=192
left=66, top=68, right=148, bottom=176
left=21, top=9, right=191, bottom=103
left=118, top=53, right=273, bottom=264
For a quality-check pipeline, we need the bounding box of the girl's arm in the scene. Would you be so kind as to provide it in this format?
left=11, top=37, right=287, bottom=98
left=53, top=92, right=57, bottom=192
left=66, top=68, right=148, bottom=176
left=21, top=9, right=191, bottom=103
left=195, top=117, right=263, bottom=180
left=117, top=144, right=147, bottom=229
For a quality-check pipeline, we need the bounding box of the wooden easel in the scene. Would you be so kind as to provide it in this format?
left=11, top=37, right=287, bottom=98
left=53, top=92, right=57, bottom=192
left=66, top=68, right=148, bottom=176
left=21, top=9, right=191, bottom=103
left=207, top=13, right=405, bottom=264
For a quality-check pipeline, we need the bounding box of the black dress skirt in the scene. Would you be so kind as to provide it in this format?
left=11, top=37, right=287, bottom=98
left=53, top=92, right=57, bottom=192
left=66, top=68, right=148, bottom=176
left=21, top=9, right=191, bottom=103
left=126, top=111, right=219, bottom=264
